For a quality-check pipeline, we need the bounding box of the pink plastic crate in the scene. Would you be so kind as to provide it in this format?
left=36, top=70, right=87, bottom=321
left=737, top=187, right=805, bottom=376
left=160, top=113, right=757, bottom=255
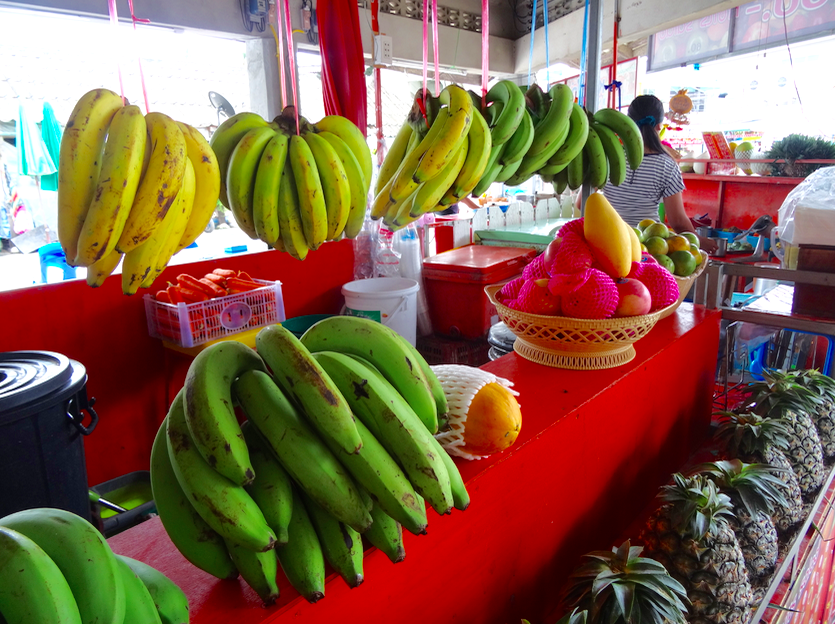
left=143, top=280, right=285, bottom=348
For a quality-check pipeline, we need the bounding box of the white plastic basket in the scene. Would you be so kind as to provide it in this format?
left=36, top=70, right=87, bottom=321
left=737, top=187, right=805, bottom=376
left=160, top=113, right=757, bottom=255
left=143, top=280, right=285, bottom=348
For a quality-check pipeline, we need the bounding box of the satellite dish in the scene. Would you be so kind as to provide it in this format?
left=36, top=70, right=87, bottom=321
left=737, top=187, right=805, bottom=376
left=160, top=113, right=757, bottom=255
left=208, top=92, right=236, bottom=125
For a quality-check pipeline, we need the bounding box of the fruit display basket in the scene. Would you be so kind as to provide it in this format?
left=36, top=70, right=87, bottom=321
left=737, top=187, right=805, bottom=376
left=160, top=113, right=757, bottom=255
left=485, top=283, right=674, bottom=370
left=659, top=251, right=709, bottom=320
left=143, top=280, right=285, bottom=348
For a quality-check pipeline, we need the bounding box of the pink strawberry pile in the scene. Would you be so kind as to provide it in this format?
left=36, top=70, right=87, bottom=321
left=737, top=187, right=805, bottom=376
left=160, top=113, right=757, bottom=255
left=496, top=218, right=679, bottom=319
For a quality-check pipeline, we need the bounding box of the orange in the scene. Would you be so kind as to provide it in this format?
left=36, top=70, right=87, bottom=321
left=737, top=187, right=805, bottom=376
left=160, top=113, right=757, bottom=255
left=667, top=235, right=690, bottom=253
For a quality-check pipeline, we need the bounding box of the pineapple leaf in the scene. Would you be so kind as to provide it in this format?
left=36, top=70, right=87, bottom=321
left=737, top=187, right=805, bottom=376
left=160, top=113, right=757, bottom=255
left=691, top=460, right=790, bottom=516
left=611, top=583, right=636, bottom=623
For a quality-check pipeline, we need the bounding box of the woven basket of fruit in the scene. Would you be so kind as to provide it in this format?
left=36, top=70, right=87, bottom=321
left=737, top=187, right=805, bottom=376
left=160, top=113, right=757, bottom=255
left=660, top=251, right=709, bottom=320
left=485, top=283, right=674, bottom=370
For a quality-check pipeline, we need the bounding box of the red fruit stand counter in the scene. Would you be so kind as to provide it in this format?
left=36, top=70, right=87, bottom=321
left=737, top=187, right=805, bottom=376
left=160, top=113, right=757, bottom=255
left=109, top=303, right=722, bottom=624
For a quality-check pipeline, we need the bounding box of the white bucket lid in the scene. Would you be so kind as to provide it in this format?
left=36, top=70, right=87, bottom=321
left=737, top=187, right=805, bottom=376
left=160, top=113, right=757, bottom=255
left=342, top=277, right=419, bottom=299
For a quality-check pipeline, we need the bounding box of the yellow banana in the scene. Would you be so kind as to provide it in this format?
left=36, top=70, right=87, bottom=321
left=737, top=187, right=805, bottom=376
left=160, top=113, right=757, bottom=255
left=74, top=105, right=146, bottom=267
left=116, top=112, right=186, bottom=253
left=314, top=115, right=372, bottom=189
left=440, top=107, right=491, bottom=205
left=226, top=126, right=277, bottom=240
left=387, top=108, right=450, bottom=204
left=209, top=112, right=270, bottom=208
left=375, top=122, right=413, bottom=197
left=409, top=140, right=468, bottom=219
left=86, top=249, right=122, bottom=288
left=277, top=159, right=310, bottom=260
left=389, top=193, right=418, bottom=231
left=57, top=88, right=123, bottom=265
left=303, top=132, right=351, bottom=240
left=319, top=131, right=368, bottom=239
left=176, top=122, right=221, bottom=251
left=252, top=131, right=289, bottom=245
left=142, top=158, right=196, bottom=288
left=412, top=85, right=472, bottom=184
left=289, top=134, right=328, bottom=250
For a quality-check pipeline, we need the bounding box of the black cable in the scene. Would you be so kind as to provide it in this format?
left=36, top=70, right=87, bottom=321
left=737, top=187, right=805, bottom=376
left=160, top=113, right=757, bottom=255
left=780, top=0, right=803, bottom=108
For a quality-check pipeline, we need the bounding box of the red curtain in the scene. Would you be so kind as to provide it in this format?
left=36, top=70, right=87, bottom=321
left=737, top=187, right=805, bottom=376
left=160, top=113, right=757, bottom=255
left=317, top=0, right=368, bottom=135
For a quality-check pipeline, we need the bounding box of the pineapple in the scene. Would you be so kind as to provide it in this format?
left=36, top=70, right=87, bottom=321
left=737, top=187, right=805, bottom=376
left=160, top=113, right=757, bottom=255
left=715, top=411, right=804, bottom=532
left=563, top=540, right=688, bottom=624
left=694, top=460, right=789, bottom=579
left=744, top=370, right=825, bottom=497
left=794, top=369, right=835, bottom=461
left=640, top=474, right=754, bottom=624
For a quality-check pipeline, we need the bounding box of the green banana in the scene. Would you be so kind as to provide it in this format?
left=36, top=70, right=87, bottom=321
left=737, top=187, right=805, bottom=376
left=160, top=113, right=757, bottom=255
left=301, top=493, right=364, bottom=588
left=232, top=369, right=372, bottom=533
left=0, top=527, right=82, bottom=624
left=0, top=508, right=124, bottom=624
left=512, top=96, right=574, bottom=181
left=276, top=158, right=310, bottom=260
left=413, top=84, right=473, bottom=184
left=485, top=80, right=526, bottom=146
left=304, top=131, right=351, bottom=240
left=546, top=103, right=590, bottom=170
left=495, top=158, right=524, bottom=185
left=498, top=110, right=535, bottom=166
left=183, top=340, right=266, bottom=486
left=116, top=557, right=162, bottom=624
left=224, top=540, right=280, bottom=605
left=241, top=421, right=293, bottom=545
left=167, top=390, right=277, bottom=552
left=553, top=167, right=569, bottom=194
left=301, top=315, right=439, bottom=434
left=407, top=141, right=468, bottom=219
left=593, top=107, right=644, bottom=170
left=289, top=134, right=328, bottom=250
left=375, top=122, right=414, bottom=197
left=440, top=107, right=492, bottom=205
left=275, top=487, right=326, bottom=603
left=256, top=323, right=362, bottom=455
left=252, top=131, right=289, bottom=245
left=567, top=149, right=586, bottom=190
left=226, top=126, right=277, bottom=239
left=312, top=351, right=453, bottom=516
left=592, top=122, right=627, bottom=186
left=525, top=84, right=574, bottom=160
left=363, top=496, right=406, bottom=564
left=471, top=143, right=506, bottom=197
left=209, top=112, right=271, bottom=209
left=386, top=108, right=450, bottom=206
left=314, top=115, right=372, bottom=191
left=524, top=83, right=549, bottom=125
left=584, top=125, right=609, bottom=189
left=319, top=131, right=369, bottom=239
left=149, top=417, right=237, bottom=581
left=435, top=442, right=470, bottom=511
left=404, top=344, right=449, bottom=431
left=116, top=556, right=189, bottom=624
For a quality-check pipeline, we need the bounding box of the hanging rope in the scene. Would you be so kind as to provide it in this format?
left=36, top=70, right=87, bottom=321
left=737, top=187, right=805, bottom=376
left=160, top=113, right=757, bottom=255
left=604, top=4, right=621, bottom=110
left=578, top=0, right=590, bottom=106
left=527, top=0, right=537, bottom=85
left=481, top=0, right=489, bottom=107
left=431, top=0, right=440, bottom=94
left=422, top=0, right=429, bottom=105
left=270, top=23, right=288, bottom=108
left=371, top=0, right=384, bottom=166
left=126, top=0, right=151, bottom=113
left=542, top=0, right=550, bottom=87
left=106, top=0, right=126, bottom=105
left=280, top=0, right=301, bottom=133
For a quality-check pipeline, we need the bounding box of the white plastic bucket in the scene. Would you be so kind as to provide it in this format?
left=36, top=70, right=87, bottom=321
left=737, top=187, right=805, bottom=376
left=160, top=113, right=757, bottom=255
left=342, top=277, right=420, bottom=346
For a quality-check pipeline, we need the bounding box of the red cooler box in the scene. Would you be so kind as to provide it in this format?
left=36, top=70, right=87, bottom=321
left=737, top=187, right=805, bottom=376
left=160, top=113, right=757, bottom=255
left=422, top=245, right=537, bottom=339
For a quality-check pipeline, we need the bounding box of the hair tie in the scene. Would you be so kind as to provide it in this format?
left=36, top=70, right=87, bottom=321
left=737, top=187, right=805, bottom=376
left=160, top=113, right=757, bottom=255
left=636, top=115, right=657, bottom=127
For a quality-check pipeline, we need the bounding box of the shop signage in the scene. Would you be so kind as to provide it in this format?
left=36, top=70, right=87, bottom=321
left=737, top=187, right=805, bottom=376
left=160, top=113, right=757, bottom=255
left=734, top=0, right=835, bottom=52
left=649, top=10, right=731, bottom=71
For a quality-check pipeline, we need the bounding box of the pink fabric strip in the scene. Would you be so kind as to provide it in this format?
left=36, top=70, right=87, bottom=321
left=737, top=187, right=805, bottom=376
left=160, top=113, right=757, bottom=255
left=106, top=0, right=126, bottom=104
left=126, top=0, right=150, bottom=113
left=276, top=7, right=288, bottom=107
left=431, top=0, right=440, bottom=95
left=281, top=0, right=300, bottom=133
left=422, top=0, right=429, bottom=104
left=481, top=0, right=489, bottom=107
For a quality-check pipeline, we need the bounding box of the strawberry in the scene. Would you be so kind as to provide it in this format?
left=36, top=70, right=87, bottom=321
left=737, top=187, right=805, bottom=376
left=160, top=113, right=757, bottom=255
left=498, top=277, right=525, bottom=302
left=522, top=255, right=550, bottom=281
left=557, top=218, right=585, bottom=238
left=550, top=268, right=618, bottom=319
left=552, top=231, right=594, bottom=274
left=513, top=279, right=561, bottom=315
left=634, top=263, right=679, bottom=310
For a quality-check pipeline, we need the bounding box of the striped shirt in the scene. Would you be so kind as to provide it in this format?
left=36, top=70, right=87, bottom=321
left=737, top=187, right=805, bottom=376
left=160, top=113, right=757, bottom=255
left=601, top=153, right=685, bottom=227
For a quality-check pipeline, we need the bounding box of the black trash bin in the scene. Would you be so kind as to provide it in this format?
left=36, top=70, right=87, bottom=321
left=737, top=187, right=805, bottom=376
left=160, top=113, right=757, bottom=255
left=0, top=351, right=98, bottom=521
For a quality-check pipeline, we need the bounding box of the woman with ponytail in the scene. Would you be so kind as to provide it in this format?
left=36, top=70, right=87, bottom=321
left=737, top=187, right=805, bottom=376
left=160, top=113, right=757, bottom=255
left=602, top=95, right=717, bottom=253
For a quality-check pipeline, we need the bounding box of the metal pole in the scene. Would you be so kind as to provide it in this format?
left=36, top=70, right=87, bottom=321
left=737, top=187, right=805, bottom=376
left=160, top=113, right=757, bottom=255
left=580, top=0, right=604, bottom=214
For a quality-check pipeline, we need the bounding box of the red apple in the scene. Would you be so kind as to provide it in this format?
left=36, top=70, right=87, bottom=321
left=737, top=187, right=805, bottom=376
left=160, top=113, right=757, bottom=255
left=542, top=236, right=563, bottom=274
left=613, top=278, right=652, bottom=317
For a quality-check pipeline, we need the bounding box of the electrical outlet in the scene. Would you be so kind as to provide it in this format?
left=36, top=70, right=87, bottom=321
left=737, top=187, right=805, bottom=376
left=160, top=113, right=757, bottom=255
left=374, top=35, right=393, bottom=66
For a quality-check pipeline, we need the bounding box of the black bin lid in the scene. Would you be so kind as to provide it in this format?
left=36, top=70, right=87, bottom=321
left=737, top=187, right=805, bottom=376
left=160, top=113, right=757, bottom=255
left=0, top=351, right=82, bottom=414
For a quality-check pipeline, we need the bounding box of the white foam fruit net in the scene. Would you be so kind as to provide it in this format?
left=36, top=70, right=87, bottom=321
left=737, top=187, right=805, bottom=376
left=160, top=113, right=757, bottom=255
left=431, top=364, right=519, bottom=461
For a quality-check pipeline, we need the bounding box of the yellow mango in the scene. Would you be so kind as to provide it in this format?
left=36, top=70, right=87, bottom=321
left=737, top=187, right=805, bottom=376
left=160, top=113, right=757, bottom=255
left=583, top=192, right=633, bottom=278
left=627, top=223, right=642, bottom=262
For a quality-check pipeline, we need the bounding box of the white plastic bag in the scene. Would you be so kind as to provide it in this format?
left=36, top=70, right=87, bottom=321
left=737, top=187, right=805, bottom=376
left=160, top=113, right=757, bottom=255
left=774, top=166, right=835, bottom=246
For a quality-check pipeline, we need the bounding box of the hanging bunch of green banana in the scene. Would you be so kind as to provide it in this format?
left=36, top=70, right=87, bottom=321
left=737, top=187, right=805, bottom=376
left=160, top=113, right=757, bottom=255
left=0, top=507, right=188, bottom=624
left=210, top=108, right=373, bottom=260
left=150, top=317, right=469, bottom=605
left=57, top=88, right=222, bottom=294
left=371, top=84, right=492, bottom=230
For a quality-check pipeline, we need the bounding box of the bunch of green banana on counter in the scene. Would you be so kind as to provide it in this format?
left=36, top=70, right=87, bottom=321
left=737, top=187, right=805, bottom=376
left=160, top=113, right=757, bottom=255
left=57, top=88, right=221, bottom=294
left=0, top=507, right=188, bottom=624
left=150, top=316, right=468, bottom=605
left=210, top=108, right=372, bottom=260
